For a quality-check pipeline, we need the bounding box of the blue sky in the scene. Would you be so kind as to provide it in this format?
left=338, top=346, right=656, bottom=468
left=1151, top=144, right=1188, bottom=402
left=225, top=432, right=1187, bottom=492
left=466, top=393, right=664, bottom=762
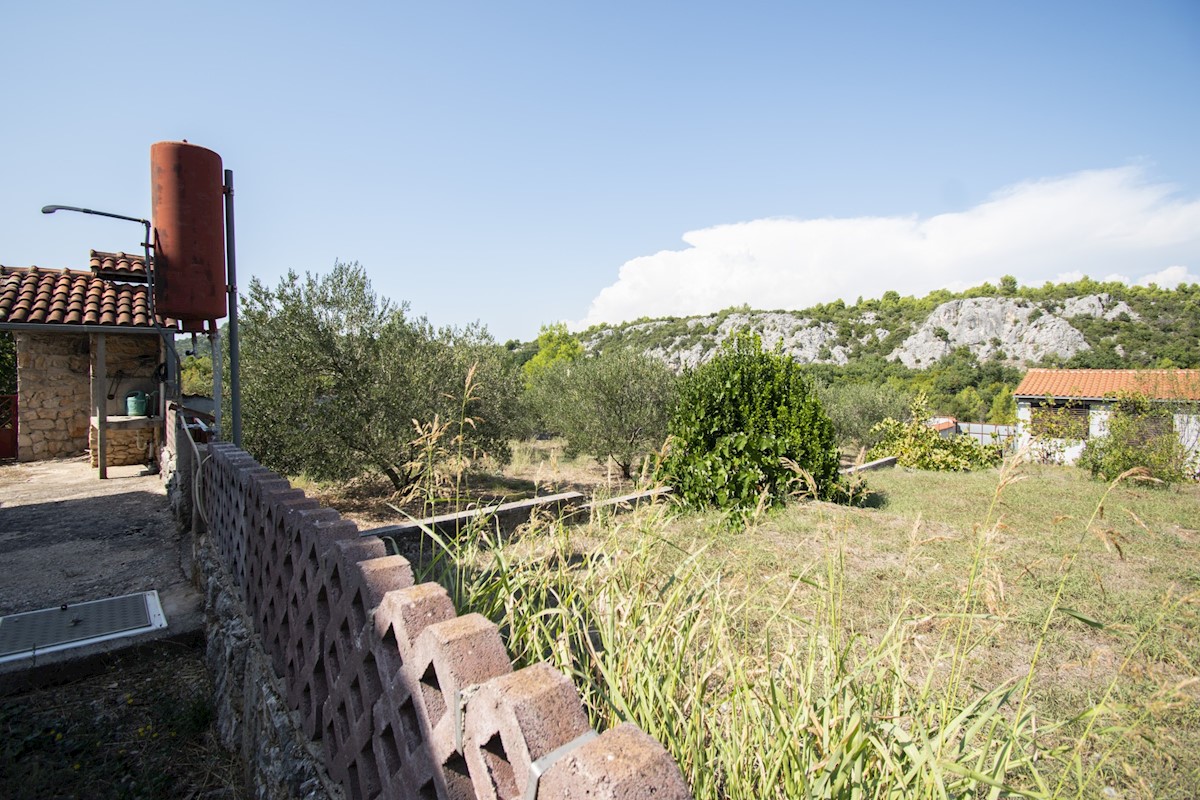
left=2, top=2, right=1198, bottom=341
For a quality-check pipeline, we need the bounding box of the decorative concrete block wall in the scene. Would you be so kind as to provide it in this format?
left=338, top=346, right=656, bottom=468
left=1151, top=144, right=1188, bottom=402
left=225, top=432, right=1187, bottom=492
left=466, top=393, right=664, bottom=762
left=15, top=332, right=91, bottom=460
left=200, top=442, right=690, bottom=800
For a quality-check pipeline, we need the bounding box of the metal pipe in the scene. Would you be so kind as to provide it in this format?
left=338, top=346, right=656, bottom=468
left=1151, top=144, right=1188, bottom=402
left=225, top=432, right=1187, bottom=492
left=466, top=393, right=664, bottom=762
left=42, top=205, right=148, bottom=227
left=95, top=333, right=108, bottom=479
left=39, top=201, right=183, bottom=409
left=211, top=327, right=222, bottom=439
left=223, top=169, right=242, bottom=448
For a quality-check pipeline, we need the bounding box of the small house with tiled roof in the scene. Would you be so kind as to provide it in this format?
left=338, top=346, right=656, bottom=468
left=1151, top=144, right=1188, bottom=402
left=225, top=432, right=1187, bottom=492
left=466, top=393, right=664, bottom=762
left=0, top=251, right=176, bottom=468
left=1014, top=368, right=1200, bottom=466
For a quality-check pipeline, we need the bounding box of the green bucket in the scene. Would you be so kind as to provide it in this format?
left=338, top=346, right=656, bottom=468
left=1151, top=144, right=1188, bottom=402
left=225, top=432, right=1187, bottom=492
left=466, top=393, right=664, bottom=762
left=125, top=391, right=148, bottom=416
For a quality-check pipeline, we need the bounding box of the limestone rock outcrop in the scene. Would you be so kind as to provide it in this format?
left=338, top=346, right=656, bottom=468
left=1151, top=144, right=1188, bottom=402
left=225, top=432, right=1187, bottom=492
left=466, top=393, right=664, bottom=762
left=889, top=298, right=1089, bottom=368
left=581, top=292, right=1157, bottom=372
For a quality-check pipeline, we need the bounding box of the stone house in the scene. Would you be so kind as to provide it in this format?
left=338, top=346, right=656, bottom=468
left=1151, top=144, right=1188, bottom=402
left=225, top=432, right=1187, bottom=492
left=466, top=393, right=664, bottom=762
left=1014, top=368, right=1200, bottom=466
left=0, top=251, right=173, bottom=473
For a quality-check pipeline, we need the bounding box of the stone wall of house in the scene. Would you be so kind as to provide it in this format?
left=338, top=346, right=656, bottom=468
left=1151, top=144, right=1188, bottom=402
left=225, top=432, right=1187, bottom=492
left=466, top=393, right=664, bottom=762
left=15, top=332, right=91, bottom=461
left=98, top=333, right=161, bottom=418
left=13, top=330, right=162, bottom=463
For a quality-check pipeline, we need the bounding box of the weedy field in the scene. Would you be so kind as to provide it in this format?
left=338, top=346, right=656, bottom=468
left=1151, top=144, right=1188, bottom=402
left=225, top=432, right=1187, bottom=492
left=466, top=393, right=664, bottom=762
left=379, top=455, right=1199, bottom=799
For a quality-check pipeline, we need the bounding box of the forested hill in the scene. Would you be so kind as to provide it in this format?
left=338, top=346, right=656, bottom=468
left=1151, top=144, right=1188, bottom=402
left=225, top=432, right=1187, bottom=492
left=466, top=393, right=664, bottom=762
left=571, top=278, right=1198, bottom=423
left=580, top=277, right=1200, bottom=374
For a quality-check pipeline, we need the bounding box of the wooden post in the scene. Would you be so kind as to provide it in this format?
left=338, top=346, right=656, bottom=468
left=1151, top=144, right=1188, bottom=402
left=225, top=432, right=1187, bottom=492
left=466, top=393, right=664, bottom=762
left=94, top=333, right=108, bottom=479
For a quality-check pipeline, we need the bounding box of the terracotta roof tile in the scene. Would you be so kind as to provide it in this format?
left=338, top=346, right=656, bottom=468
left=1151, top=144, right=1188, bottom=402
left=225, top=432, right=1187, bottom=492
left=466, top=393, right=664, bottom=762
left=0, top=264, right=174, bottom=329
left=89, top=249, right=149, bottom=282
left=1015, top=369, right=1200, bottom=402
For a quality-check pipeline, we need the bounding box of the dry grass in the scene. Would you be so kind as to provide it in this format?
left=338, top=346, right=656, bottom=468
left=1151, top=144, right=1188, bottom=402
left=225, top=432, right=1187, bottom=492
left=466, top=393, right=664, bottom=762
left=503, top=437, right=642, bottom=496
left=306, top=445, right=1200, bottom=797
left=638, top=463, right=1200, bottom=798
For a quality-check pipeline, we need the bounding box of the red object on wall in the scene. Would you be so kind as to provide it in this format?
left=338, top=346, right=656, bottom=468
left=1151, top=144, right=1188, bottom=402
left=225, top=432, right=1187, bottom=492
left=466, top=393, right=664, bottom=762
left=0, top=394, right=16, bottom=460
left=150, top=141, right=227, bottom=330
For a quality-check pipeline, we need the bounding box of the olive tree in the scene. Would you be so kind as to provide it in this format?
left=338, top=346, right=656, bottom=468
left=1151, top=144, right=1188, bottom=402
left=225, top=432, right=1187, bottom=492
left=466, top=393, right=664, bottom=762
left=531, top=348, right=676, bottom=479
left=240, top=262, right=519, bottom=490
left=816, top=381, right=908, bottom=450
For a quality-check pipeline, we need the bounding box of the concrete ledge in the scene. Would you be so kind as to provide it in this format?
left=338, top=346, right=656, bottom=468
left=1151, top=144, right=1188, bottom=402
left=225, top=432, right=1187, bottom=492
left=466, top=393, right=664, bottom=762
left=574, top=487, right=673, bottom=517
left=363, top=487, right=675, bottom=550
left=840, top=456, right=897, bottom=475
left=364, top=491, right=586, bottom=541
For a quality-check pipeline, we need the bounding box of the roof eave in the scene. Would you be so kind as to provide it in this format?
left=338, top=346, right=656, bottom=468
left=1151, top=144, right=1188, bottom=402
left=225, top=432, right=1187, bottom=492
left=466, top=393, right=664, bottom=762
left=1014, top=392, right=1194, bottom=403
left=0, top=321, right=166, bottom=335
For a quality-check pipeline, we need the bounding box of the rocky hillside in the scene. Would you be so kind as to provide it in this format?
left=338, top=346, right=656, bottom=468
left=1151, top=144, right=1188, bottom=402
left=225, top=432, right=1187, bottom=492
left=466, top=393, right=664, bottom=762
left=580, top=279, right=1199, bottom=372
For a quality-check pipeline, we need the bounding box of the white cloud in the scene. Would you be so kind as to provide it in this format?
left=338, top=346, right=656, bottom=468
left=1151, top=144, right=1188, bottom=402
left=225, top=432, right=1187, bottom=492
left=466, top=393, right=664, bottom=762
left=1135, top=265, right=1198, bottom=287
left=580, top=167, right=1200, bottom=327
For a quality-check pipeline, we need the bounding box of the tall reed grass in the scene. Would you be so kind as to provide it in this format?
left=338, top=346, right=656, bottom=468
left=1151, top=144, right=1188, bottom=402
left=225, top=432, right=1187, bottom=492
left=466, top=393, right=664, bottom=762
left=406, top=457, right=1193, bottom=798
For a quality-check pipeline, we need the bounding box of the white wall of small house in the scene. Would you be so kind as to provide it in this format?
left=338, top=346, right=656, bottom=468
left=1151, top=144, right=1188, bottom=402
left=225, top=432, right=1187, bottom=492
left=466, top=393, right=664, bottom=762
left=1016, top=400, right=1032, bottom=454
left=1176, top=412, right=1200, bottom=465
left=1089, top=404, right=1111, bottom=440
left=1018, top=398, right=1199, bottom=471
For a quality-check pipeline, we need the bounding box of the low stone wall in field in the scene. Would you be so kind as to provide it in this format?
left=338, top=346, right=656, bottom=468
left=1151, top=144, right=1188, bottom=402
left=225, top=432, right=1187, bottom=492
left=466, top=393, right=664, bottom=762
left=196, top=441, right=690, bottom=800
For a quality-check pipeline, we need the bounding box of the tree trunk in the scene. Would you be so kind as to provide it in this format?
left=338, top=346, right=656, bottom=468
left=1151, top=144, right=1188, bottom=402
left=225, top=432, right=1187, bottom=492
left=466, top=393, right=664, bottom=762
left=381, top=463, right=408, bottom=492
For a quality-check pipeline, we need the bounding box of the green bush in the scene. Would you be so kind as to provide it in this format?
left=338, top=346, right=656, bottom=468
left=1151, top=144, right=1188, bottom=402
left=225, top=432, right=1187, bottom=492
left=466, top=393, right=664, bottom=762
left=658, top=331, right=841, bottom=510
left=1078, top=393, right=1194, bottom=485
left=867, top=394, right=1002, bottom=471
left=179, top=354, right=213, bottom=397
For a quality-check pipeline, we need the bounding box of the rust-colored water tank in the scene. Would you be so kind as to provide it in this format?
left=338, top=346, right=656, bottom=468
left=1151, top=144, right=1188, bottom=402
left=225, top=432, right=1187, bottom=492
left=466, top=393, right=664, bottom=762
left=151, top=141, right=227, bottom=329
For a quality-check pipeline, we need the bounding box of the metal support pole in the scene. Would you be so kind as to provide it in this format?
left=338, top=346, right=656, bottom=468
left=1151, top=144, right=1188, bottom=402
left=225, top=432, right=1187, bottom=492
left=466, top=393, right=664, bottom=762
left=211, top=326, right=222, bottom=439
left=223, top=169, right=242, bottom=448
left=94, top=333, right=108, bottom=479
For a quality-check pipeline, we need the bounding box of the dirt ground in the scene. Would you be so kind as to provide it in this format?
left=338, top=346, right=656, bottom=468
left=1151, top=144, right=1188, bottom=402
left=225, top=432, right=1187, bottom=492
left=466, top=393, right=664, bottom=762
left=0, top=457, right=247, bottom=799
left=310, top=439, right=644, bottom=531
left=0, top=456, right=197, bottom=620
left=1, top=640, right=247, bottom=800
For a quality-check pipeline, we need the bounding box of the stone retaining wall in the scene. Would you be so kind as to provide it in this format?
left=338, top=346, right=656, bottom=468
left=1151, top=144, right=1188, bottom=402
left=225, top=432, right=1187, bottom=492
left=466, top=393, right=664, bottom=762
left=201, top=531, right=343, bottom=800
left=198, top=442, right=690, bottom=800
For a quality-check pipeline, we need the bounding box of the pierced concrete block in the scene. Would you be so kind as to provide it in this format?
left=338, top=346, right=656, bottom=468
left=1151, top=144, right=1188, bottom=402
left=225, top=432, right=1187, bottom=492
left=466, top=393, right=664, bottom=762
left=464, top=663, right=592, bottom=800
left=287, top=538, right=397, bottom=734
left=373, top=583, right=458, bottom=668
left=408, top=613, right=513, bottom=767
left=538, top=723, right=692, bottom=800
left=372, top=676, right=430, bottom=794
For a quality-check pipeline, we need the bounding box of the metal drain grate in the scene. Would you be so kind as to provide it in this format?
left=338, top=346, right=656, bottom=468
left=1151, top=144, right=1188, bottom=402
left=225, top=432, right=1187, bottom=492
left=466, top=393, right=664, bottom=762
left=0, top=591, right=168, bottom=663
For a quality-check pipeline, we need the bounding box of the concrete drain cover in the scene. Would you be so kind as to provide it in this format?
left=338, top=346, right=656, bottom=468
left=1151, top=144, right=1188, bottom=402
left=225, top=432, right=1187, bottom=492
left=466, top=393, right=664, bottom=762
left=0, top=591, right=168, bottom=663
